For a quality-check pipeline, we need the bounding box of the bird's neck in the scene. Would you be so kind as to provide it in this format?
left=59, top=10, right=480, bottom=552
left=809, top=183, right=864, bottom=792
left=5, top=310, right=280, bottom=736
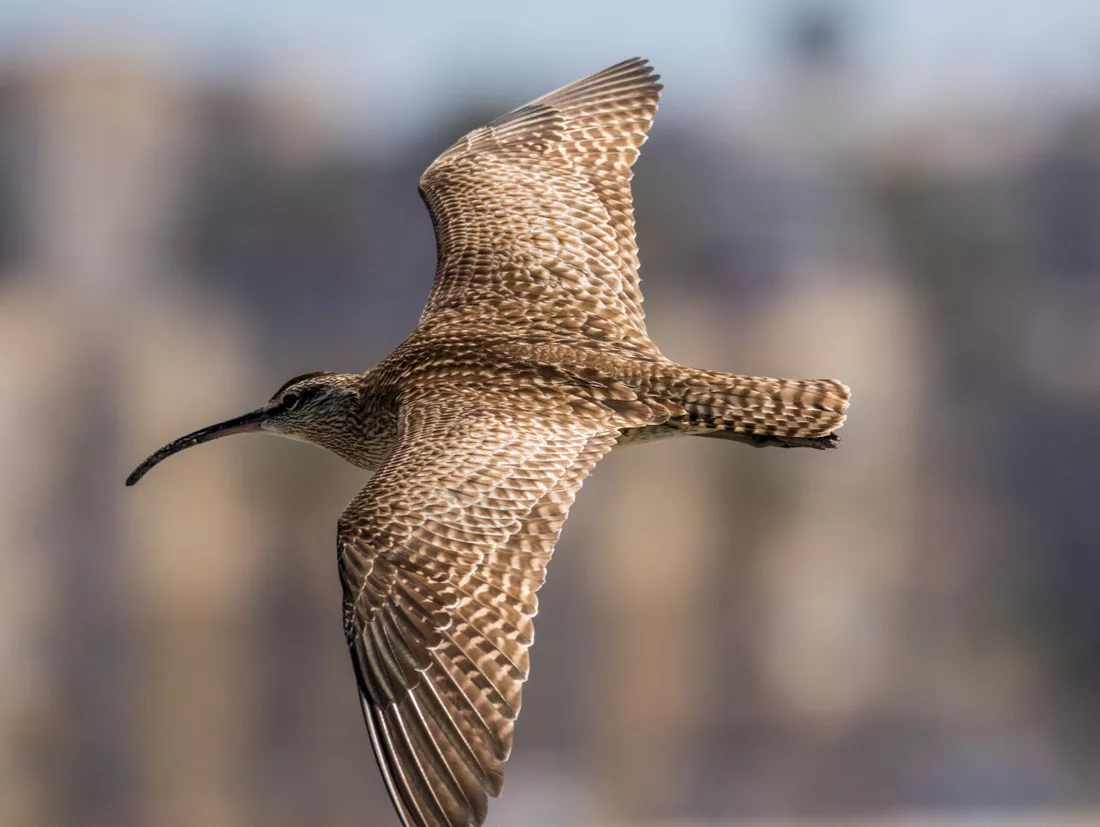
left=313, top=377, right=398, bottom=472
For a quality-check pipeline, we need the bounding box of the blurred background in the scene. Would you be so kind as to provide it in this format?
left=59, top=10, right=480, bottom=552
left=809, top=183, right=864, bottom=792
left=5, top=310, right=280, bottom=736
left=2, top=1, right=1099, bottom=825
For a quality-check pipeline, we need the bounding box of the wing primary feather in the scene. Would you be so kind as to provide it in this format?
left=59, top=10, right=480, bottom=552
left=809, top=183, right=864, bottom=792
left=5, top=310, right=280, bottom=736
left=381, top=704, right=452, bottom=827
left=355, top=635, right=397, bottom=705
left=381, top=608, right=431, bottom=679
left=360, top=690, right=419, bottom=827
left=407, top=690, right=486, bottom=822
left=371, top=615, right=415, bottom=696
left=415, top=668, right=500, bottom=797
left=389, top=700, right=470, bottom=826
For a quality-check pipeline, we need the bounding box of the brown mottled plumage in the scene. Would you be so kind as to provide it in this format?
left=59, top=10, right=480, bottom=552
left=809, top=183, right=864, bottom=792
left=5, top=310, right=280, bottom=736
left=126, top=58, right=850, bottom=827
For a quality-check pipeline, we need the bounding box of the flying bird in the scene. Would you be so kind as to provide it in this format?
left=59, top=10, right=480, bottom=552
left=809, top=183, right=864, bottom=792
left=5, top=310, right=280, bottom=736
left=127, top=58, right=850, bottom=827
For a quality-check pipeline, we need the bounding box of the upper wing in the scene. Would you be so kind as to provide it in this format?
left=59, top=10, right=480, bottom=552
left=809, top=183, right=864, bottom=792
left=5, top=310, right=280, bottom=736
left=416, top=58, right=663, bottom=357
left=339, top=402, right=618, bottom=827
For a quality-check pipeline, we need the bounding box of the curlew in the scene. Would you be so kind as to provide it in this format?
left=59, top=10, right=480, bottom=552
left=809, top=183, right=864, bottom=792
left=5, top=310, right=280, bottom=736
left=127, top=58, right=850, bottom=827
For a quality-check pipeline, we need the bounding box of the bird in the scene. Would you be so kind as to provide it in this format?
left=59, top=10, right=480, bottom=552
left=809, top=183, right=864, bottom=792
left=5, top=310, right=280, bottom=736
left=127, top=58, right=850, bottom=827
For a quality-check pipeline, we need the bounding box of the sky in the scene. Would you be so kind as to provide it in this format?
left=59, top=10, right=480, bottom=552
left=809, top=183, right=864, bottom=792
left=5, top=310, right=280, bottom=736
left=3, top=0, right=1100, bottom=147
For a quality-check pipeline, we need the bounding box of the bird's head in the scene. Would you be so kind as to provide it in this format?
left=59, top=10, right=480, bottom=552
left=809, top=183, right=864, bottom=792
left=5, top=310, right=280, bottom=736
left=126, top=371, right=363, bottom=486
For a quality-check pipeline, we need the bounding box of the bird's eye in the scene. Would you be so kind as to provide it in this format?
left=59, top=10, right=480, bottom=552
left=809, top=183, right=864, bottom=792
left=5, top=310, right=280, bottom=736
left=282, top=390, right=304, bottom=411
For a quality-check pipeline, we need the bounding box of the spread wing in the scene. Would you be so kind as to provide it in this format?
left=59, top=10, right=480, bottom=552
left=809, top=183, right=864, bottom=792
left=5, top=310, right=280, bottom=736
left=338, top=402, right=617, bottom=827
left=416, top=57, right=663, bottom=357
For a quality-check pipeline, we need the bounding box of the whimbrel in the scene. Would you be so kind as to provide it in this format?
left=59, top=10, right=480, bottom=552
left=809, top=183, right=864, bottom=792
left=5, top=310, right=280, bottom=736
left=127, top=58, right=850, bottom=827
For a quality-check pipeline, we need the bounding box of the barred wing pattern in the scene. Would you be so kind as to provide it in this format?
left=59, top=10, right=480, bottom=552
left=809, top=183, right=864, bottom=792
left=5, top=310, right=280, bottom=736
left=339, top=403, right=617, bottom=827
left=418, top=58, right=663, bottom=356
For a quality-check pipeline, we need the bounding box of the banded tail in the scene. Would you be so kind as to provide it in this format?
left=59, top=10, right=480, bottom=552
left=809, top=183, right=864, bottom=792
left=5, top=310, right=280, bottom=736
left=664, top=369, right=851, bottom=449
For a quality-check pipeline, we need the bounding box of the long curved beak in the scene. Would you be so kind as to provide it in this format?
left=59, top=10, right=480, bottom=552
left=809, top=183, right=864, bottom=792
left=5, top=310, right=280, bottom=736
left=126, top=408, right=266, bottom=487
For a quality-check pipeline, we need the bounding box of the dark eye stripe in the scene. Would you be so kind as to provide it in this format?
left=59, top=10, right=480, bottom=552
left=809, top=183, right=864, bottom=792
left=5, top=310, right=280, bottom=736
left=282, top=386, right=321, bottom=410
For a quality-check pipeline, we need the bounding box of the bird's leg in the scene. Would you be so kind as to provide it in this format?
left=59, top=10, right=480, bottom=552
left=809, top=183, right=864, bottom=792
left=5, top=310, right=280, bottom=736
left=694, top=430, right=840, bottom=450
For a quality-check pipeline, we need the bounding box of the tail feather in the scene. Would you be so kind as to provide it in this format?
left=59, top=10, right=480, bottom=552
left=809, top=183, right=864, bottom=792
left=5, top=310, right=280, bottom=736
left=677, top=372, right=850, bottom=441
